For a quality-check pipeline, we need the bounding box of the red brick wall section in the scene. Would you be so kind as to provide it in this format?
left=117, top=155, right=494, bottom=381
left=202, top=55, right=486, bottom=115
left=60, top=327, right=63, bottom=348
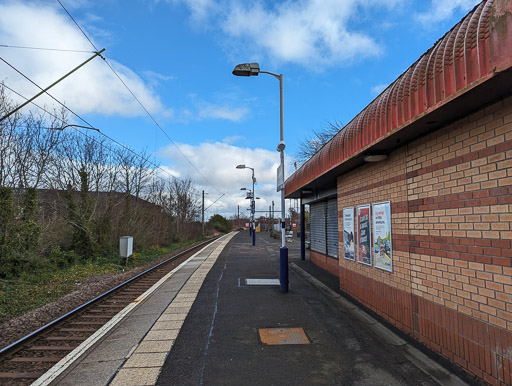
left=310, top=250, right=339, bottom=276
left=323, top=96, right=512, bottom=384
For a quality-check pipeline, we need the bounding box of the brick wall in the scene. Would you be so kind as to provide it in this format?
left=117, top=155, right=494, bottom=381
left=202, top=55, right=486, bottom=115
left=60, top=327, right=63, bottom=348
left=328, top=95, right=512, bottom=384
left=310, top=250, right=339, bottom=276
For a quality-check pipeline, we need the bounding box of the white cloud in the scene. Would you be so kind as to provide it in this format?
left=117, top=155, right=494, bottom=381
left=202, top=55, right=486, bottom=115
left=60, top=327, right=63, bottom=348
left=222, top=135, right=245, bottom=144
left=415, top=0, right=481, bottom=25
left=222, top=0, right=380, bottom=67
left=142, top=70, right=176, bottom=86
left=168, top=0, right=220, bottom=24
left=0, top=2, right=164, bottom=118
left=174, top=0, right=404, bottom=68
left=197, top=103, right=249, bottom=122
left=371, top=83, right=388, bottom=95
left=176, top=98, right=250, bottom=122
left=158, top=141, right=294, bottom=217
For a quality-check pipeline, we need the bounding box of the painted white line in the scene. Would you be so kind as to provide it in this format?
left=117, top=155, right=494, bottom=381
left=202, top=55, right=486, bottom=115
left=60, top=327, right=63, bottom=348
left=246, top=278, right=280, bottom=286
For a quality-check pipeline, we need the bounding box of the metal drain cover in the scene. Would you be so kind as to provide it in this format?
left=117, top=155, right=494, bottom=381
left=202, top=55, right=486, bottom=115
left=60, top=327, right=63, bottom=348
left=259, top=328, right=310, bottom=345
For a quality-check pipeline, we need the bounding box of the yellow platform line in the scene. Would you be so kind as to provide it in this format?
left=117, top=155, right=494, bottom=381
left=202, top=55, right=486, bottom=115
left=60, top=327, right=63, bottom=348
left=110, top=232, right=236, bottom=386
left=33, top=233, right=235, bottom=386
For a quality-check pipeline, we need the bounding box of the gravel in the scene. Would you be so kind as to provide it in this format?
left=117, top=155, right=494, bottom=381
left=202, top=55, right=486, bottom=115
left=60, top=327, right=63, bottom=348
left=0, top=248, right=192, bottom=350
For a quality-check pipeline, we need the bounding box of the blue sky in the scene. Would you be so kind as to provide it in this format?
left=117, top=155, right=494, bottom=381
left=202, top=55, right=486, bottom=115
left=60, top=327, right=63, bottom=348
left=0, top=0, right=481, bottom=218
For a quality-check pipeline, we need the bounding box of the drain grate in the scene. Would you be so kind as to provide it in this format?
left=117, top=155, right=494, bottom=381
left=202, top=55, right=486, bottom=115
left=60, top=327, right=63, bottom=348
left=259, top=328, right=310, bottom=345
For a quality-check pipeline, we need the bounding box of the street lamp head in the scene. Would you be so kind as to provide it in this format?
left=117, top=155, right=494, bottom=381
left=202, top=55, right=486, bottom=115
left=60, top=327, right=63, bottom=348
left=240, top=187, right=247, bottom=190
left=236, top=164, right=246, bottom=169
left=277, top=141, right=286, bottom=152
left=232, top=63, right=260, bottom=77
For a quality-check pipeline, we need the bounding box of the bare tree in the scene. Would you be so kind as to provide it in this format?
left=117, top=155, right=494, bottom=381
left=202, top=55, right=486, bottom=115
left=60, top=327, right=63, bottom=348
left=116, top=147, right=155, bottom=199
left=13, top=109, right=66, bottom=189
left=294, top=120, right=344, bottom=166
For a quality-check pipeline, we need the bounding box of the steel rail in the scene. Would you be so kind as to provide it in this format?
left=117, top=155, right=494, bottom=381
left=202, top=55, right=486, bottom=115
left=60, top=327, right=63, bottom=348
left=0, top=237, right=219, bottom=358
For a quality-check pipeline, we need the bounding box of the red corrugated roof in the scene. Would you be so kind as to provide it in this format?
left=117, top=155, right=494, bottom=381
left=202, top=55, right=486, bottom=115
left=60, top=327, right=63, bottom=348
left=285, top=0, right=512, bottom=197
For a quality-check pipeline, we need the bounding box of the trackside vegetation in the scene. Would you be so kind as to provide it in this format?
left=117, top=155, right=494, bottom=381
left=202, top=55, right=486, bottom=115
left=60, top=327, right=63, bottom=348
left=0, top=239, right=203, bottom=322
left=0, top=84, right=228, bottom=323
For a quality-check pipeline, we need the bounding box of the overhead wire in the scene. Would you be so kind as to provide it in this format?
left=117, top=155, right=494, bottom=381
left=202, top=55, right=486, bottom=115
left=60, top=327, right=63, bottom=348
left=0, top=44, right=95, bottom=53
left=55, top=0, right=223, bottom=196
left=0, top=80, right=184, bottom=186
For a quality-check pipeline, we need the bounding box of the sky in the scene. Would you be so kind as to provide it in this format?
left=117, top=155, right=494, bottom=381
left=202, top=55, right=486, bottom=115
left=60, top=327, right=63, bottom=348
left=0, top=0, right=482, bottom=219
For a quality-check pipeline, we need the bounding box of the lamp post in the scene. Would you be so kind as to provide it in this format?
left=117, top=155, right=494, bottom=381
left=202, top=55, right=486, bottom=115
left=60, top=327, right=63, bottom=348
left=240, top=187, right=252, bottom=236
left=237, top=164, right=256, bottom=246
left=233, top=63, right=288, bottom=293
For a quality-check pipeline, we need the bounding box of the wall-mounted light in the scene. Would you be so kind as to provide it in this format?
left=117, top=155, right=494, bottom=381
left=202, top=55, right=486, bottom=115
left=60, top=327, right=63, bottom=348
left=364, top=154, right=388, bottom=162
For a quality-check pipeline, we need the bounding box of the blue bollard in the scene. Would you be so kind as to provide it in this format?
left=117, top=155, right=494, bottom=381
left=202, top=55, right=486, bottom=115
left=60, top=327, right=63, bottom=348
left=280, top=246, right=288, bottom=293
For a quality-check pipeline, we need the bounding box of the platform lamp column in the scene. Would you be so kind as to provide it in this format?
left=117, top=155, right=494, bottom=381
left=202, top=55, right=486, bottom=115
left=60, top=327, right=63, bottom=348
left=232, top=62, right=288, bottom=292
left=236, top=164, right=256, bottom=246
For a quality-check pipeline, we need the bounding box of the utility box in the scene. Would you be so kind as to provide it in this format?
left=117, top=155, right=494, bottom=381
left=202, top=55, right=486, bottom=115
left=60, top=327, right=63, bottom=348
left=119, top=236, right=133, bottom=258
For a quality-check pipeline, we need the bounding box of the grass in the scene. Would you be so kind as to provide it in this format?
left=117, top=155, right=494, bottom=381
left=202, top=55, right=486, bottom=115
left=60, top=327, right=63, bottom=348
left=0, top=238, right=205, bottom=323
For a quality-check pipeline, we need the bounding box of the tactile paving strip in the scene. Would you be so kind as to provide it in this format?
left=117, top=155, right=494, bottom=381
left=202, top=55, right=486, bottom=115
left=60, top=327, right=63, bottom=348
left=259, top=328, right=310, bottom=345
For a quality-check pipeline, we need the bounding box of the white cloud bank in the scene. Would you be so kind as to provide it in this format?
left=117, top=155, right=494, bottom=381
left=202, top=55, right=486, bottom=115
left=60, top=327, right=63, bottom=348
left=175, top=0, right=406, bottom=68
left=0, top=1, right=245, bottom=123
left=158, top=140, right=293, bottom=217
left=0, top=2, right=168, bottom=118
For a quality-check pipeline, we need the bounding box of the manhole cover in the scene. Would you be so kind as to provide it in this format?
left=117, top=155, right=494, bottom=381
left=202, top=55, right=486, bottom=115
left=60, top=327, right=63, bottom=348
left=259, top=328, right=310, bottom=345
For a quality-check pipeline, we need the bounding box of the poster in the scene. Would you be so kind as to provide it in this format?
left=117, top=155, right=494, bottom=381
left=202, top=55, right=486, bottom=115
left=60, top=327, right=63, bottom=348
left=372, top=201, right=393, bottom=272
left=357, top=205, right=372, bottom=266
left=343, top=207, right=355, bottom=261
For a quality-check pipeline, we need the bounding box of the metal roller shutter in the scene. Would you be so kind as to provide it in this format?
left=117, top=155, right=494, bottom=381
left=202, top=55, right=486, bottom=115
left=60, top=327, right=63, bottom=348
left=326, top=199, right=339, bottom=258
left=310, top=202, right=326, bottom=254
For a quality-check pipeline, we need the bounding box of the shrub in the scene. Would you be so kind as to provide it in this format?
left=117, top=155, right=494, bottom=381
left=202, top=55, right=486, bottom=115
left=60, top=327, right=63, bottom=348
left=0, top=188, right=42, bottom=278
left=208, top=214, right=229, bottom=233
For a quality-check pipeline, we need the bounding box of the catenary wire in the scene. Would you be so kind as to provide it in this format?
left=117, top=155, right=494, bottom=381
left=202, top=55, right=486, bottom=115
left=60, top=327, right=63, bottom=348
left=2, top=59, right=234, bottom=208
left=0, top=44, right=95, bottom=53
left=56, top=0, right=222, bottom=195
left=56, top=0, right=99, bottom=52
left=0, top=81, right=185, bottom=186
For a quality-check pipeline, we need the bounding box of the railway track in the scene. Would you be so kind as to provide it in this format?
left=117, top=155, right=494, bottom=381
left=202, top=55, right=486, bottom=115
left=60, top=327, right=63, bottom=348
left=0, top=238, right=217, bottom=385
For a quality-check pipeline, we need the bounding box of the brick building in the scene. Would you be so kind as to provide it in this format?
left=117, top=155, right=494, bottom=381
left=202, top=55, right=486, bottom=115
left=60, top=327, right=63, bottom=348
left=285, top=0, right=512, bottom=383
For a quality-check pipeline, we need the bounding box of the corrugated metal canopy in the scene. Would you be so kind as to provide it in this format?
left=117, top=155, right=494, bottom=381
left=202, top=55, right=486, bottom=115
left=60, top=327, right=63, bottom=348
left=285, top=0, right=512, bottom=198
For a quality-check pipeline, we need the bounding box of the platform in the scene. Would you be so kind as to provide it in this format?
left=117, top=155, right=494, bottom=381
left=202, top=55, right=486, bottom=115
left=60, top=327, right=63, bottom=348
left=40, top=231, right=466, bottom=386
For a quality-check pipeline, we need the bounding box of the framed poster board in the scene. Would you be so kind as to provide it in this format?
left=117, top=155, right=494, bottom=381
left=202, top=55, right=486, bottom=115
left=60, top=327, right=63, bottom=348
left=343, top=207, right=355, bottom=261
left=372, top=201, right=393, bottom=272
left=357, top=204, right=372, bottom=266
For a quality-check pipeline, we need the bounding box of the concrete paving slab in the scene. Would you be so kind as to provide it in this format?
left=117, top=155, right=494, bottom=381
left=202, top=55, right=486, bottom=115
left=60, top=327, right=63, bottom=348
left=162, top=306, right=190, bottom=314
left=134, top=340, right=175, bottom=354
left=152, top=320, right=184, bottom=330
left=109, top=368, right=160, bottom=386
left=158, top=313, right=186, bottom=321
left=123, top=353, right=167, bottom=368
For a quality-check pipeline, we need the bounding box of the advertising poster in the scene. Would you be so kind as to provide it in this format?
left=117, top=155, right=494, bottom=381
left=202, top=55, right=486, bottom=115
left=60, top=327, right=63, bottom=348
left=357, top=205, right=372, bottom=266
left=372, top=201, right=393, bottom=272
left=343, top=207, right=355, bottom=261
